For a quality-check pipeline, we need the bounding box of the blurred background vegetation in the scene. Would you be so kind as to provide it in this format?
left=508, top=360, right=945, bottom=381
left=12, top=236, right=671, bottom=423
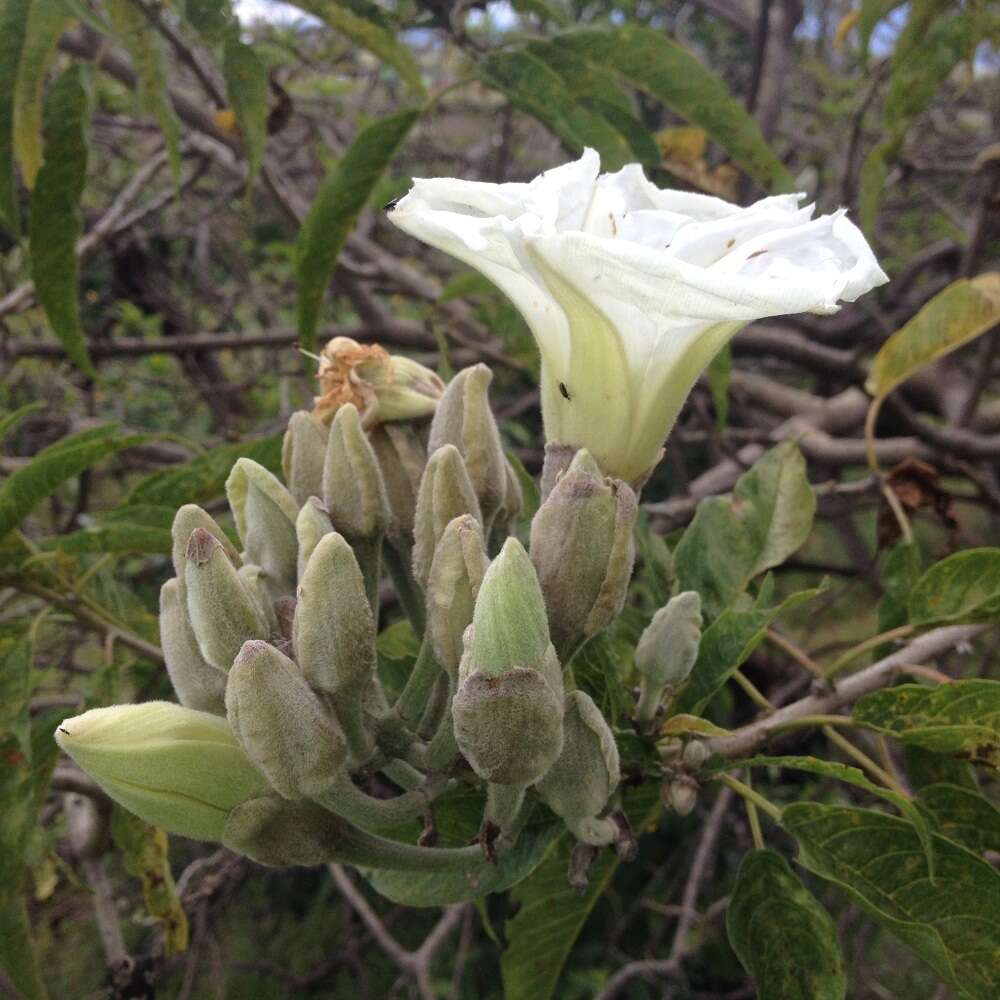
left=0, top=1, right=998, bottom=998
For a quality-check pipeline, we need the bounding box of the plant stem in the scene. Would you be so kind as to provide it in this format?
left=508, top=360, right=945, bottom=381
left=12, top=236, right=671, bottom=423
left=394, top=636, right=444, bottom=727
left=822, top=725, right=907, bottom=795
left=743, top=772, right=765, bottom=850
left=713, top=773, right=782, bottom=821
left=383, top=541, right=426, bottom=636
left=732, top=669, right=775, bottom=712
left=314, top=771, right=445, bottom=835
left=825, top=624, right=914, bottom=678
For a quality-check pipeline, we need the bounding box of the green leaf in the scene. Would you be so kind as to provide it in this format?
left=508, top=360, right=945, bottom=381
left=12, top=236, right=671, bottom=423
left=223, top=36, right=268, bottom=194
left=707, top=342, right=731, bottom=430
left=907, top=547, right=1000, bottom=626
left=0, top=893, right=47, bottom=1000
left=12, top=0, right=67, bottom=189
left=28, top=65, right=94, bottom=377
left=125, top=434, right=281, bottom=507
left=904, top=744, right=978, bottom=792
left=183, top=0, right=233, bottom=43
left=783, top=802, right=1000, bottom=1000
left=866, top=275, right=1000, bottom=399
left=675, top=442, right=816, bottom=620
left=502, top=784, right=660, bottom=1000
left=0, top=0, right=29, bottom=234
left=0, top=401, right=44, bottom=442
left=107, top=0, right=182, bottom=181
left=550, top=26, right=794, bottom=192
left=854, top=680, right=1000, bottom=771
left=673, top=587, right=820, bottom=716
left=295, top=108, right=418, bottom=355
left=0, top=424, right=149, bottom=539
left=727, top=849, right=846, bottom=1000
left=917, top=783, right=1000, bottom=856
left=289, top=0, right=425, bottom=97
left=38, top=520, right=172, bottom=555
left=660, top=714, right=731, bottom=738
left=877, top=540, right=922, bottom=635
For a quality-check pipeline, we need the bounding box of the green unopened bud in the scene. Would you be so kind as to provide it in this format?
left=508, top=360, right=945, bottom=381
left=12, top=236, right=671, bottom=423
left=185, top=529, right=268, bottom=671
left=663, top=774, right=698, bottom=816
left=452, top=667, right=563, bottom=785
left=412, top=444, right=482, bottom=589
left=313, top=336, right=444, bottom=427
left=323, top=403, right=391, bottom=541
left=55, top=702, right=269, bottom=841
left=159, top=579, right=226, bottom=715
left=238, top=563, right=279, bottom=633
left=171, top=504, right=238, bottom=583
left=536, top=691, right=620, bottom=828
left=227, top=640, right=346, bottom=799
left=369, top=423, right=425, bottom=540
left=427, top=515, right=489, bottom=679
left=530, top=449, right=637, bottom=656
left=428, top=364, right=507, bottom=526
left=296, top=497, right=333, bottom=581
left=469, top=538, right=550, bottom=677
left=225, top=458, right=299, bottom=597
left=282, top=410, right=329, bottom=507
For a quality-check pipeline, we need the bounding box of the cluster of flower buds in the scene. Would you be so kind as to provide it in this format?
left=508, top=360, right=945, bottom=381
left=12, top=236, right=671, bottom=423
left=56, top=338, right=702, bottom=890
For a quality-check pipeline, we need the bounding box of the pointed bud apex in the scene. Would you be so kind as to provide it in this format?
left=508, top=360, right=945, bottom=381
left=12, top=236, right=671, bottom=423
left=55, top=703, right=269, bottom=841
left=282, top=410, right=329, bottom=506
left=159, top=579, right=226, bottom=715
left=296, top=497, right=333, bottom=581
left=663, top=775, right=698, bottom=816
left=536, top=691, right=620, bottom=824
left=313, top=336, right=444, bottom=427
left=225, top=459, right=299, bottom=597
left=185, top=529, right=268, bottom=671
left=171, top=504, right=238, bottom=583
left=635, top=591, right=702, bottom=689
left=227, top=640, right=346, bottom=799
left=427, top=515, right=489, bottom=678
left=412, top=444, right=482, bottom=588
left=470, top=538, right=550, bottom=677
left=452, top=668, right=563, bottom=785
left=369, top=423, right=425, bottom=540
left=293, top=533, right=376, bottom=698
left=530, top=449, right=637, bottom=654
left=428, top=364, right=507, bottom=525
left=323, top=403, right=391, bottom=541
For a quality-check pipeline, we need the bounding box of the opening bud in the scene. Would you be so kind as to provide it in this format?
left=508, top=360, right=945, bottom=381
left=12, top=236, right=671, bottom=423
left=184, top=528, right=268, bottom=671
left=428, top=364, right=508, bottom=526
left=312, top=336, right=444, bottom=427
left=412, top=444, right=482, bottom=589
left=171, top=504, right=238, bottom=584
left=530, top=449, right=637, bottom=657
left=282, top=410, right=329, bottom=507
left=227, top=640, right=346, bottom=799
left=55, top=702, right=269, bottom=841
left=159, top=579, right=226, bottom=715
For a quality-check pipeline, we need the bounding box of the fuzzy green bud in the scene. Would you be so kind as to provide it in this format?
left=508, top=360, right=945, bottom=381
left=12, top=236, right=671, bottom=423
left=225, top=458, right=299, bottom=597
left=427, top=514, right=489, bottom=679
left=171, top=504, right=238, bottom=583
left=295, top=497, right=333, bottom=581
left=412, top=444, right=482, bottom=589
left=635, top=591, right=703, bottom=689
left=535, top=691, right=620, bottom=826
left=428, top=364, right=507, bottom=526
left=322, top=402, right=391, bottom=541
left=369, top=423, right=425, bottom=540
left=282, top=410, right=329, bottom=507
left=226, top=640, right=346, bottom=800
left=238, top=563, right=279, bottom=634
left=55, top=702, right=269, bottom=841
left=184, top=528, right=269, bottom=671
left=530, top=449, right=637, bottom=655
left=159, top=579, right=226, bottom=715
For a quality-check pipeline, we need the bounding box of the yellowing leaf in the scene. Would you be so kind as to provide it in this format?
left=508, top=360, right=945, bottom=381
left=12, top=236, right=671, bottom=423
left=214, top=107, right=237, bottom=134
left=834, top=9, right=861, bottom=50
left=866, top=273, right=1000, bottom=399
left=657, top=125, right=707, bottom=164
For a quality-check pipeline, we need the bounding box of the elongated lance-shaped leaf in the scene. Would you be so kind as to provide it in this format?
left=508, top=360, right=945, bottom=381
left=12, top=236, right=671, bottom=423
left=0, top=0, right=29, bottom=234
left=223, top=35, right=268, bottom=195
left=28, top=65, right=94, bottom=377
left=0, top=401, right=44, bottom=442
left=295, top=108, right=419, bottom=355
left=728, top=850, right=846, bottom=1000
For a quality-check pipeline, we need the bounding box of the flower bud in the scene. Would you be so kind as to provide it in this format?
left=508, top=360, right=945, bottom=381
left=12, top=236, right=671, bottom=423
left=226, top=640, right=346, bottom=800
left=225, top=458, right=299, bottom=597
left=428, top=364, right=507, bottom=526
left=635, top=591, right=703, bottom=689
left=184, top=528, right=268, bottom=671
left=238, top=563, right=279, bottom=633
left=293, top=532, right=376, bottom=699
left=282, top=410, right=329, bottom=507
left=55, top=702, right=269, bottom=841
left=369, top=423, right=425, bottom=540
left=159, top=579, right=226, bottom=715
left=530, top=449, right=637, bottom=654
left=663, top=774, right=698, bottom=816
left=171, top=504, right=238, bottom=583
left=682, top=740, right=709, bottom=770
left=535, top=691, right=620, bottom=825
left=322, top=402, right=391, bottom=542
left=312, top=336, right=444, bottom=427
left=295, top=497, right=333, bottom=581
left=412, top=444, right=482, bottom=589
left=426, top=515, right=489, bottom=679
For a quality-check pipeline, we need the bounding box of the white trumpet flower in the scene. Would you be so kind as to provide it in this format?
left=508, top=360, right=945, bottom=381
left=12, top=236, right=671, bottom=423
left=389, top=149, right=887, bottom=484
